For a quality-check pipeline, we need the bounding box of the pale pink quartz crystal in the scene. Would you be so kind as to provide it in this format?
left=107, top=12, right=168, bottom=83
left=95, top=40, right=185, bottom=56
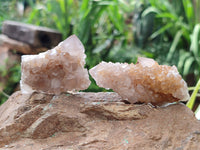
left=89, top=57, right=190, bottom=105
left=20, top=35, right=91, bottom=94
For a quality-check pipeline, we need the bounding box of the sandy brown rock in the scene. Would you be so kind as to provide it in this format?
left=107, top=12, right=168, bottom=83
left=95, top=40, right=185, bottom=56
left=0, top=91, right=200, bottom=150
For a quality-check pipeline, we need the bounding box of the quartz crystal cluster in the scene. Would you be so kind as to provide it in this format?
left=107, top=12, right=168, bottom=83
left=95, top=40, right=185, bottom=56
left=20, top=35, right=91, bottom=94
left=90, top=57, right=190, bottom=105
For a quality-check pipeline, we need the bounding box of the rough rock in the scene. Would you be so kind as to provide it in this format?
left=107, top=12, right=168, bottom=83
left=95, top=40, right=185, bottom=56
left=0, top=91, right=199, bottom=150
left=20, top=35, right=91, bottom=94
left=90, top=57, right=189, bottom=105
left=2, top=20, right=62, bottom=48
left=0, top=34, right=47, bottom=54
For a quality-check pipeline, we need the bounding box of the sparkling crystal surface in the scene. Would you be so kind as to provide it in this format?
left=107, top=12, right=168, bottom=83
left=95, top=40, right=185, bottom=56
left=20, top=35, right=91, bottom=94
left=89, top=57, right=190, bottom=105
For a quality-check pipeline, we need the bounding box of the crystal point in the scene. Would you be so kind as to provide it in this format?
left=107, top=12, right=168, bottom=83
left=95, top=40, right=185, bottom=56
left=20, top=35, right=91, bottom=94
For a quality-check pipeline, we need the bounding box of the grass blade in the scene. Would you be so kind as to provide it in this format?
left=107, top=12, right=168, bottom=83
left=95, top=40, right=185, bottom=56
left=93, top=38, right=112, bottom=53
left=188, top=87, right=196, bottom=91
left=187, top=78, right=200, bottom=110
left=178, top=51, right=190, bottom=72
left=142, top=6, right=159, bottom=17
left=182, top=0, right=194, bottom=24
left=80, top=0, right=90, bottom=18
left=183, top=56, right=194, bottom=76
left=167, top=30, right=183, bottom=61
left=150, top=23, right=173, bottom=39
left=156, top=12, right=177, bottom=20
left=108, top=3, right=124, bottom=33
left=59, top=0, right=66, bottom=14
left=195, top=104, right=200, bottom=120
left=190, top=24, right=200, bottom=57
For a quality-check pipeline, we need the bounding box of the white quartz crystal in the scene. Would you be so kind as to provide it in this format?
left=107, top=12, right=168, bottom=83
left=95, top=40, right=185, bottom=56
left=20, top=35, right=91, bottom=94
left=89, top=57, right=190, bottom=105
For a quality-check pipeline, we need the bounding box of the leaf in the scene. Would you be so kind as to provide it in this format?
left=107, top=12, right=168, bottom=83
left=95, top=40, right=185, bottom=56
left=156, top=12, right=177, bottom=20
left=59, top=0, right=66, bottom=14
left=97, top=1, right=116, bottom=6
left=142, top=7, right=159, bottom=17
left=182, top=0, right=194, bottom=24
left=80, top=0, right=90, bottom=10
left=188, top=87, right=196, bottom=91
left=195, top=104, right=200, bottom=120
left=93, top=38, right=112, bottom=53
left=190, top=24, right=200, bottom=57
left=78, top=0, right=113, bottom=44
left=162, top=0, right=176, bottom=14
left=80, top=0, right=90, bottom=18
left=108, top=3, right=124, bottom=33
left=149, top=0, right=166, bottom=11
left=183, top=56, right=195, bottom=76
left=187, top=78, right=200, bottom=110
left=177, top=51, right=190, bottom=72
left=150, top=23, right=173, bottom=39
left=118, top=0, right=136, bottom=13
left=148, top=0, right=157, bottom=7
left=167, top=30, right=183, bottom=61
left=141, top=51, right=154, bottom=58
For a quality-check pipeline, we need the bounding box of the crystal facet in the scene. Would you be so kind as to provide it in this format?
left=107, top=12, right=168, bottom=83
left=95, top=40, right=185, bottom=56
left=89, top=57, right=190, bottom=105
left=20, top=35, right=91, bottom=94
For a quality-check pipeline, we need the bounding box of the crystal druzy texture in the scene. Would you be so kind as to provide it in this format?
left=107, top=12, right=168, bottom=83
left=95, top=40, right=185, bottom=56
left=90, top=57, right=190, bottom=105
left=20, top=35, right=91, bottom=94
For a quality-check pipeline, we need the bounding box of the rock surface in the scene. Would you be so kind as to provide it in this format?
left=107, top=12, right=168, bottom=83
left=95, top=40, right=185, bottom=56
left=20, top=35, right=91, bottom=94
left=0, top=91, right=200, bottom=150
left=90, top=57, right=189, bottom=105
left=2, top=20, right=62, bottom=48
left=0, top=34, right=47, bottom=54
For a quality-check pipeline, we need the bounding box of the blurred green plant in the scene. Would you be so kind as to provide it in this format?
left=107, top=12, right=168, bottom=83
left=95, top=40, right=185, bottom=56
left=0, top=0, right=27, bottom=31
left=187, top=78, right=200, bottom=119
left=195, top=104, right=200, bottom=120
left=0, top=63, right=21, bottom=104
left=187, top=78, right=200, bottom=109
left=141, top=0, right=200, bottom=81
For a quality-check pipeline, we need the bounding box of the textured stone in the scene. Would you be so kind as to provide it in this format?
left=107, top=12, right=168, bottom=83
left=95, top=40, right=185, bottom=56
left=2, top=20, right=62, bottom=48
left=0, top=91, right=199, bottom=150
left=20, top=35, right=91, bottom=94
left=90, top=57, right=190, bottom=105
left=0, top=34, right=47, bottom=54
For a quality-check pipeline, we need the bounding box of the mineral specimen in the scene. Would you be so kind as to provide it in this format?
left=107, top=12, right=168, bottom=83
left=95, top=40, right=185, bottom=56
left=89, top=57, right=190, bottom=105
left=20, top=35, right=91, bottom=94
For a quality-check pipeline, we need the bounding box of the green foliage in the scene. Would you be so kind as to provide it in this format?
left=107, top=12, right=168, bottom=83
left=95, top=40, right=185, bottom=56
left=187, top=78, right=200, bottom=110
left=187, top=78, right=200, bottom=120
left=0, top=0, right=28, bottom=32
left=141, top=0, right=200, bottom=80
left=195, top=104, right=200, bottom=120
left=0, top=63, right=21, bottom=104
